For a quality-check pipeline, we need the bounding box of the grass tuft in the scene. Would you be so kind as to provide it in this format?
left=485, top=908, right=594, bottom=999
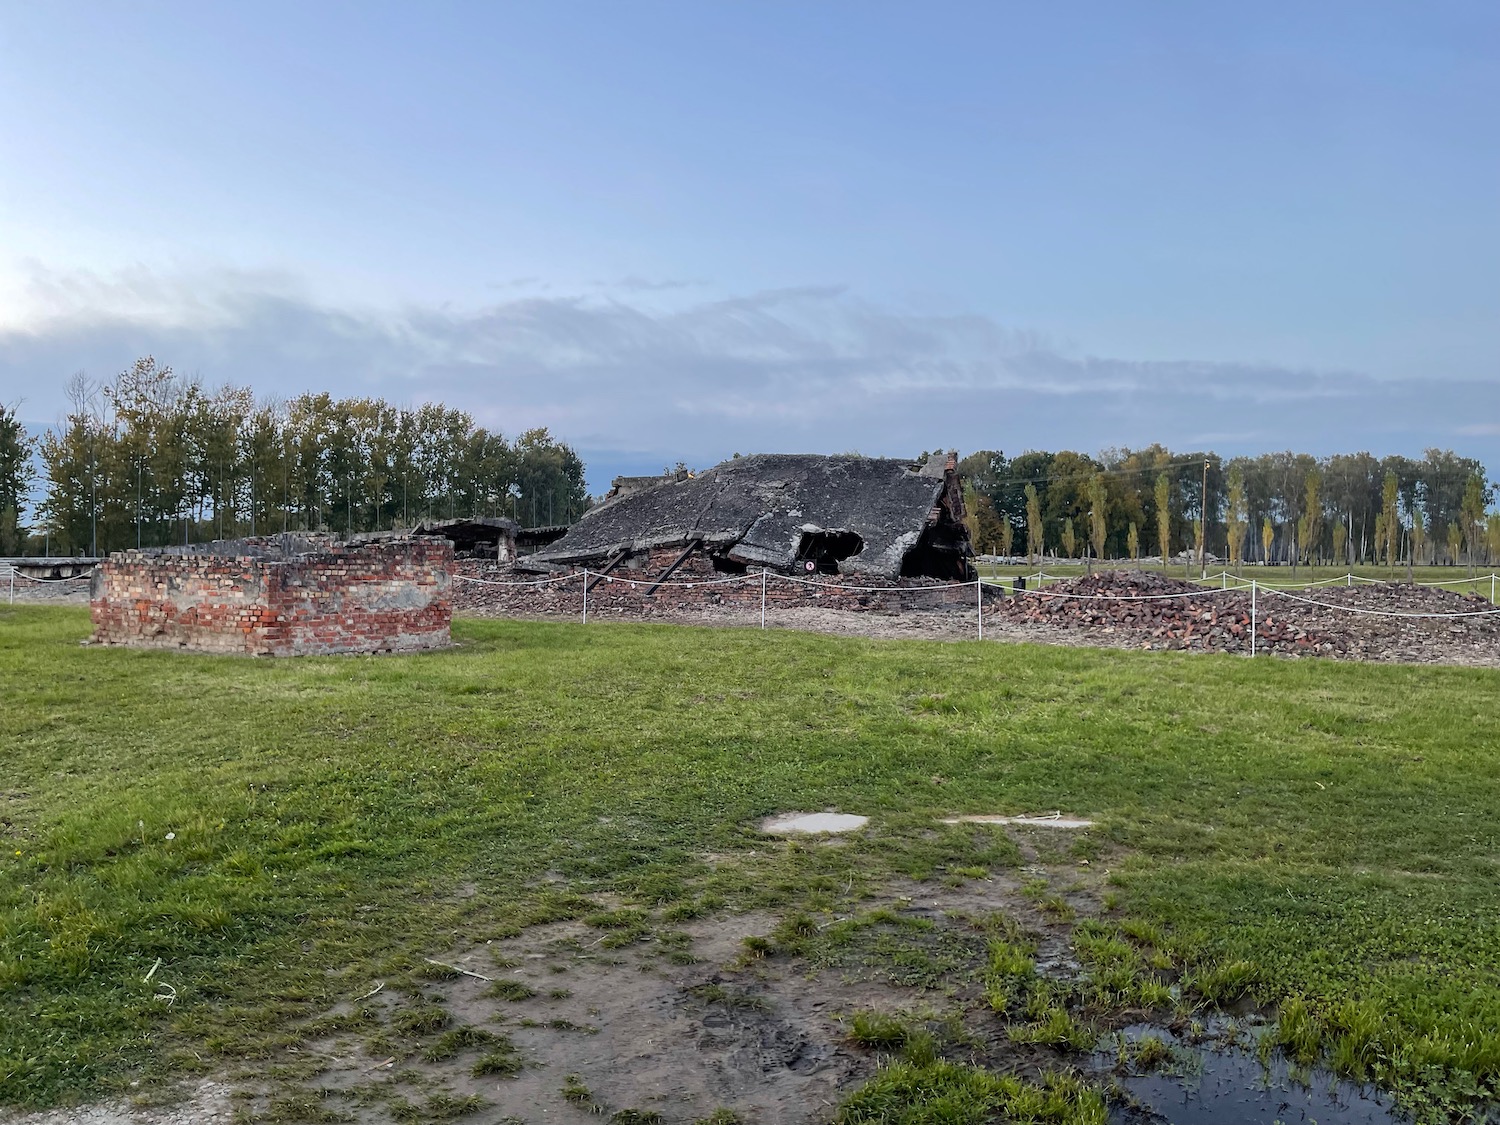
left=848, top=1011, right=910, bottom=1051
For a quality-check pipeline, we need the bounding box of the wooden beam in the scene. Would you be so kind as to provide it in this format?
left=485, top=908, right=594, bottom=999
left=584, top=550, right=628, bottom=593
left=644, top=540, right=701, bottom=596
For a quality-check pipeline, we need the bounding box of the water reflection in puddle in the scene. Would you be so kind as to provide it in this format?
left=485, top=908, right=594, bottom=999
left=1100, top=1024, right=1403, bottom=1125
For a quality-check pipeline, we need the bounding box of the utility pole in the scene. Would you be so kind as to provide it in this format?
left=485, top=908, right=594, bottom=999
left=1199, top=458, right=1210, bottom=580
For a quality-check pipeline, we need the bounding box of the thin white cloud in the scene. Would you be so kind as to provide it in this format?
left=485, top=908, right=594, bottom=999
left=3, top=265, right=1497, bottom=490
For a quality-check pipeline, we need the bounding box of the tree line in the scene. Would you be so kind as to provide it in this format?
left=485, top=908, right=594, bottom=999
left=4, top=357, right=589, bottom=556
left=959, top=445, right=1500, bottom=571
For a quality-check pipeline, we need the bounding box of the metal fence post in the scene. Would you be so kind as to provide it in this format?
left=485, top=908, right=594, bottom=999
left=582, top=568, right=588, bottom=624
left=761, top=568, right=767, bottom=629
left=976, top=576, right=983, bottom=641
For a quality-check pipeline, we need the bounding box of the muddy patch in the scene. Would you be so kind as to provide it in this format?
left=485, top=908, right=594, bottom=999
left=1099, top=1023, right=1402, bottom=1124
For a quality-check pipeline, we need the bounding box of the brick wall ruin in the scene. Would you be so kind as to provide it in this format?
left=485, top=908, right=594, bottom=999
left=90, top=534, right=452, bottom=656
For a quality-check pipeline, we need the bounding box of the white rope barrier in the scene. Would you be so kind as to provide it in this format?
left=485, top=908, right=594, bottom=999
left=1005, top=584, right=1221, bottom=603
left=10, top=570, right=93, bottom=583
left=450, top=563, right=1500, bottom=638
left=452, top=572, right=576, bottom=588
left=1261, top=587, right=1500, bottom=620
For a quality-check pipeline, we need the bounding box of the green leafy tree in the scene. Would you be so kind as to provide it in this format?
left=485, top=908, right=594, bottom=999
left=1461, top=474, right=1488, bottom=576
left=1127, top=521, right=1139, bottom=562
left=1332, top=522, right=1348, bottom=568
left=962, top=482, right=1005, bottom=554
left=1381, top=471, right=1400, bottom=575
left=1061, top=517, right=1076, bottom=561
left=1088, top=472, right=1108, bottom=567
left=1297, top=469, right=1322, bottom=569
left=0, top=401, right=36, bottom=554
left=1262, top=516, right=1275, bottom=565
left=1024, top=483, right=1042, bottom=563
left=1225, top=464, right=1248, bottom=572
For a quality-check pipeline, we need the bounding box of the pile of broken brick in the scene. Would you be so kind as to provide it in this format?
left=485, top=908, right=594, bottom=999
left=992, top=570, right=1500, bottom=660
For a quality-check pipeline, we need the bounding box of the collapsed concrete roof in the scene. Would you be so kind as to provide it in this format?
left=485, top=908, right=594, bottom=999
left=526, top=452, right=973, bottom=580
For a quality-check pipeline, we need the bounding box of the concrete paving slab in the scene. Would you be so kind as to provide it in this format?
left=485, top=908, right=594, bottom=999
left=760, top=812, right=870, bottom=835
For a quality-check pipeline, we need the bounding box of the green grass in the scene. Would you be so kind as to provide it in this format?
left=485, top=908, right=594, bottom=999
left=4, top=606, right=1500, bottom=1117
left=834, top=1059, right=1106, bottom=1125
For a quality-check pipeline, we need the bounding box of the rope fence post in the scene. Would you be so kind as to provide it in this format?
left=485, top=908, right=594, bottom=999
left=1250, top=579, right=1257, bottom=658
left=7, top=566, right=13, bottom=605
left=761, top=568, right=767, bottom=629
left=581, top=568, right=588, bottom=624
left=1347, top=573, right=1352, bottom=587
left=1492, top=573, right=1496, bottom=605
left=976, top=575, right=983, bottom=641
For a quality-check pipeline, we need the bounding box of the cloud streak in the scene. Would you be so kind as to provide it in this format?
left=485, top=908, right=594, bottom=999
left=3, top=266, right=1497, bottom=490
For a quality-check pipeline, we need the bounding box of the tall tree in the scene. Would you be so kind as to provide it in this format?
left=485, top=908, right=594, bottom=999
left=1024, top=483, right=1042, bottom=564
left=1381, top=471, right=1400, bottom=575
left=1154, top=474, right=1171, bottom=568
left=1298, top=469, right=1322, bottom=568
left=0, top=402, right=36, bottom=554
left=1225, top=464, right=1248, bottom=572
left=1087, top=472, right=1108, bottom=567
left=1461, top=474, right=1489, bottom=577
left=34, top=358, right=594, bottom=553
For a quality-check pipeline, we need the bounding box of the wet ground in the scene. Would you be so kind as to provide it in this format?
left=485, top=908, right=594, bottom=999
left=0, top=822, right=1446, bottom=1125
left=1101, top=1023, right=1402, bottom=1125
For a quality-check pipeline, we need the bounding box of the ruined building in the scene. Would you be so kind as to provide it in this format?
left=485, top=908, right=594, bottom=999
left=521, top=452, right=974, bottom=583
left=90, top=533, right=452, bottom=656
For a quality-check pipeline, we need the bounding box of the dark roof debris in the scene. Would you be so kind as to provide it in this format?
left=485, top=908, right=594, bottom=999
left=528, top=452, right=973, bottom=580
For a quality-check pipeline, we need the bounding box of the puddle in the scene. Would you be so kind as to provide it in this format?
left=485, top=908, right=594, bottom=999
left=1100, top=1024, right=1402, bottom=1125
left=942, top=813, right=1095, bottom=829
left=761, top=811, right=869, bottom=835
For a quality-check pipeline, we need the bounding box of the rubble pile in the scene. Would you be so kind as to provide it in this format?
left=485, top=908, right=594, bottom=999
left=995, top=571, right=1500, bottom=660
left=449, top=559, right=975, bottom=619
left=996, top=571, right=1299, bottom=654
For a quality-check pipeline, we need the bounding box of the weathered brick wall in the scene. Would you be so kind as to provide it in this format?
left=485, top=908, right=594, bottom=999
left=90, top=537, right=452, bottom=656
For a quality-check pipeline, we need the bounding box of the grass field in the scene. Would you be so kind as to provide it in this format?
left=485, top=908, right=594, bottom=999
left=3, top=606, right=1500, bottom=1121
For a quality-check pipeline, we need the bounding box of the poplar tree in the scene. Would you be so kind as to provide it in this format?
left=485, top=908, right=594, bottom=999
left=1262, top=516, right=1275, bottom=565
left=1127, top=522, right=1139, bottom=563
left=1024, top=483, right=1042, bottom=563
left=1226, top=465, right=1247, bottom=572
left=1298, top=469, right=1322, bottom=568
left=1461, top=474, right=1487, bottom=577
left=1155, top=474, right=1171, bottom=569
left=1381, top=471, right=1400, bottom=576
left=1062, top=517, right=1076, bottom=561
left=1088, top=472, right=1108, bottom=568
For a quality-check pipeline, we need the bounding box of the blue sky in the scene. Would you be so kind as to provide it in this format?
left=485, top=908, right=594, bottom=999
left=2, top=2, right=1497, bottom=492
